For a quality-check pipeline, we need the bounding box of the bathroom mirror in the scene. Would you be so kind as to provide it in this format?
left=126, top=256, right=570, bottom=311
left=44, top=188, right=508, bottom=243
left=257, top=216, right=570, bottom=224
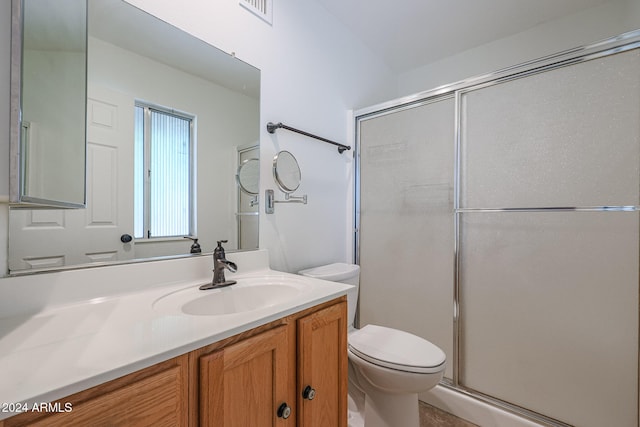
left=7, top=0, right=260, bottom=275
left=273, top=150, right=301, bottom=194
left=10, top=0, right=87, bottom=207
left=236, top=158, right=260, bottom=195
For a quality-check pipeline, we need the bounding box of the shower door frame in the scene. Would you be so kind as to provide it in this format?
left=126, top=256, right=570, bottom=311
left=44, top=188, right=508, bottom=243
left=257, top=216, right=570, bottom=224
left=353, top=29, right=640, bottom=427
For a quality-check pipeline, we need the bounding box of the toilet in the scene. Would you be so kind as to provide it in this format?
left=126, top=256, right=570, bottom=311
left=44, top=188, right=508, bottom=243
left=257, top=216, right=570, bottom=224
left=299, top=263, right=446, bottom=427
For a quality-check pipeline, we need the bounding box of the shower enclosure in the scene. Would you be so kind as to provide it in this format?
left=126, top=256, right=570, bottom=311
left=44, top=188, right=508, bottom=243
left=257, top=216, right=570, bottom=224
left=355, top=31, right=640, bottom=427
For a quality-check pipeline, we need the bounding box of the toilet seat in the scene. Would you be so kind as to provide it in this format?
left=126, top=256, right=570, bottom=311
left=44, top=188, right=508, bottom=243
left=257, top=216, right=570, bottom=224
left=348, top=325, right=446, bottom=374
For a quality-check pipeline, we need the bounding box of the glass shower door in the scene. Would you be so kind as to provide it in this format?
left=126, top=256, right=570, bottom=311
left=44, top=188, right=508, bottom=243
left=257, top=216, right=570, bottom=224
left=458, top=49, right=640, bottom=427
left=358, top=97, right=456, bottom=379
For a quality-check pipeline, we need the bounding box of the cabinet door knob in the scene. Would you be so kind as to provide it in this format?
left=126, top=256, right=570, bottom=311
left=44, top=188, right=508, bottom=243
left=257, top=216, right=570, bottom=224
left=277, top=402, right=291, bottom=419
left=302, top=385, right=316, bottom=400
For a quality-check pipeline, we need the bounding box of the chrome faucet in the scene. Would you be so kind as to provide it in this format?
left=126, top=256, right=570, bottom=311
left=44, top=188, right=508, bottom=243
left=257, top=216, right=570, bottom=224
left=199, top=240, right=238, bottom=290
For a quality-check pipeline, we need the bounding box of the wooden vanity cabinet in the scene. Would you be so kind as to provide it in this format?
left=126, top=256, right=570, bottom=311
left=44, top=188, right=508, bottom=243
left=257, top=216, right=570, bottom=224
left=197, top=325, right=292, bottom=427
left=297, top=301, right=348, bottom=427
left=0, top=297, right=346, bottom=427
left=1, top=355, right=189, bottom=427
left=195, top=297, right=348, bottom=427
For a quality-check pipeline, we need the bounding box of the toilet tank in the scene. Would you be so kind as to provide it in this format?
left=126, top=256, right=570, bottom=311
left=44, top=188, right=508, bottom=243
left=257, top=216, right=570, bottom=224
left=299, top=263, right=360, bottom=327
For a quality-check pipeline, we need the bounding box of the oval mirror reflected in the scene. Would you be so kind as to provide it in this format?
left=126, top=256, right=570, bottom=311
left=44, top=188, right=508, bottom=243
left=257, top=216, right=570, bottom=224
left=236, top=158, right=260, bottom=195
left=273, top=151, right=301, bottom=193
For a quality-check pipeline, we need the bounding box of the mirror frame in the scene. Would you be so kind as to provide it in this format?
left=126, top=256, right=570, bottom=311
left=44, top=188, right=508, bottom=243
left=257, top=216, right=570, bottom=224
left=9, top=0, right=87, bottom=208
left=236, top=158, right=260, bottom=195
left=272, top=150, right=301, bottom=194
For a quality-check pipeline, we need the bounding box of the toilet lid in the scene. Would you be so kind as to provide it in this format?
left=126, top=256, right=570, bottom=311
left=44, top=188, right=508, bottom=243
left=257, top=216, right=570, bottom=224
left=348, top=325, right=446, bottom=374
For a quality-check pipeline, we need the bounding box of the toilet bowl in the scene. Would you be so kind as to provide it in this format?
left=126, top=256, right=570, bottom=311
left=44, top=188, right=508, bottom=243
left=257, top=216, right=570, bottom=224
left=299, top=263, right=446, bottom=427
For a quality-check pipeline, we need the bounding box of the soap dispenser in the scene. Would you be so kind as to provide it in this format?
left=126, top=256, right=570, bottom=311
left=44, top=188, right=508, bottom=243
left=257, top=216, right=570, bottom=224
left=184, top=236, right=202, bottom=254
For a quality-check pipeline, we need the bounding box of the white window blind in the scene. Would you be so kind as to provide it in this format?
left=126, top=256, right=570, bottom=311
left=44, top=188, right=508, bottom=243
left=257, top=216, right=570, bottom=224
left=134, top=104, right=193, bottom=239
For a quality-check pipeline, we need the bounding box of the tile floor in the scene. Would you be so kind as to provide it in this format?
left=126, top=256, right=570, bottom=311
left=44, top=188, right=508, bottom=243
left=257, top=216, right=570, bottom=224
left=419, top=401, right=479, bottom=427
left=348, top=386, right=478, bottom=427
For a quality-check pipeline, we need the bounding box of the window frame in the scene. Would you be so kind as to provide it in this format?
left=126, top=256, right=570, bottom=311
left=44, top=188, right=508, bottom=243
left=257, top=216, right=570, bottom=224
left=134, top=101, right=196, bottom=240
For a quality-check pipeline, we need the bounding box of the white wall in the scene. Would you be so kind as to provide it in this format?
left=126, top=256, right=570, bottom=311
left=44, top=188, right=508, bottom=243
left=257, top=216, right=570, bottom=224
left=398, top=0, right=640, bottom=96
left=124, top=0, right=397, bottom=273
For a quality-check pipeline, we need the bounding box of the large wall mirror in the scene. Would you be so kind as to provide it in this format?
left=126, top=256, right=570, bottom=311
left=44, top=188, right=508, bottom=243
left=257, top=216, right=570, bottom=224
left=8, top=0, right=261, bottom=275
left=10, top=0, right=87, bottom=207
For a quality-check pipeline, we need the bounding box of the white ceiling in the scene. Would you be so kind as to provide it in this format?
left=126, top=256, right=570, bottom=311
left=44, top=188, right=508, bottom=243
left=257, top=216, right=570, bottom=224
left=315, top=0, right=612, bottom=73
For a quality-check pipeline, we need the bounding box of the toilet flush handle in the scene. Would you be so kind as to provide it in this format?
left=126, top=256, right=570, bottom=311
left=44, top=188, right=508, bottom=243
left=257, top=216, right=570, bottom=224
left=302, top=385, right=316, bottom=400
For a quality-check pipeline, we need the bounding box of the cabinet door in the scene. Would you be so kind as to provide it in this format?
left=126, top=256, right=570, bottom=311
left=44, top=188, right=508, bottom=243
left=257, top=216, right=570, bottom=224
left=297, top=302, right=348, bottom=427
left=199, top=325, right=292, bottom=427
left=2, top=355, right=188, bottom=427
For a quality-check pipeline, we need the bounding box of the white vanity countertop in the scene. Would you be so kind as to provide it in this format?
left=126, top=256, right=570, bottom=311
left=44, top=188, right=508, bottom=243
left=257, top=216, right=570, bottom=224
left=0, top=250, right=351, bottom=420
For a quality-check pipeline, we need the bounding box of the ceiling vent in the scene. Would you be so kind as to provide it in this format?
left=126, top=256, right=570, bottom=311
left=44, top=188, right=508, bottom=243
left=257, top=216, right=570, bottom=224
left=240, top=0, right=273, bottom=25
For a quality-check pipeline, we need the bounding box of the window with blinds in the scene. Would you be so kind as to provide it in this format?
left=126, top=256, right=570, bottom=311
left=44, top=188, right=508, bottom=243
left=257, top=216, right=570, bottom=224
left=134, top=103, right=194, bottom=239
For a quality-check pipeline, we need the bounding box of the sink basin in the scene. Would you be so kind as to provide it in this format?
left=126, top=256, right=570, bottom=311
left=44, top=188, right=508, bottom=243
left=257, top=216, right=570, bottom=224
left=153, top=275, right=311, bottom=316
left=182, top=284, right=301, bottom=316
